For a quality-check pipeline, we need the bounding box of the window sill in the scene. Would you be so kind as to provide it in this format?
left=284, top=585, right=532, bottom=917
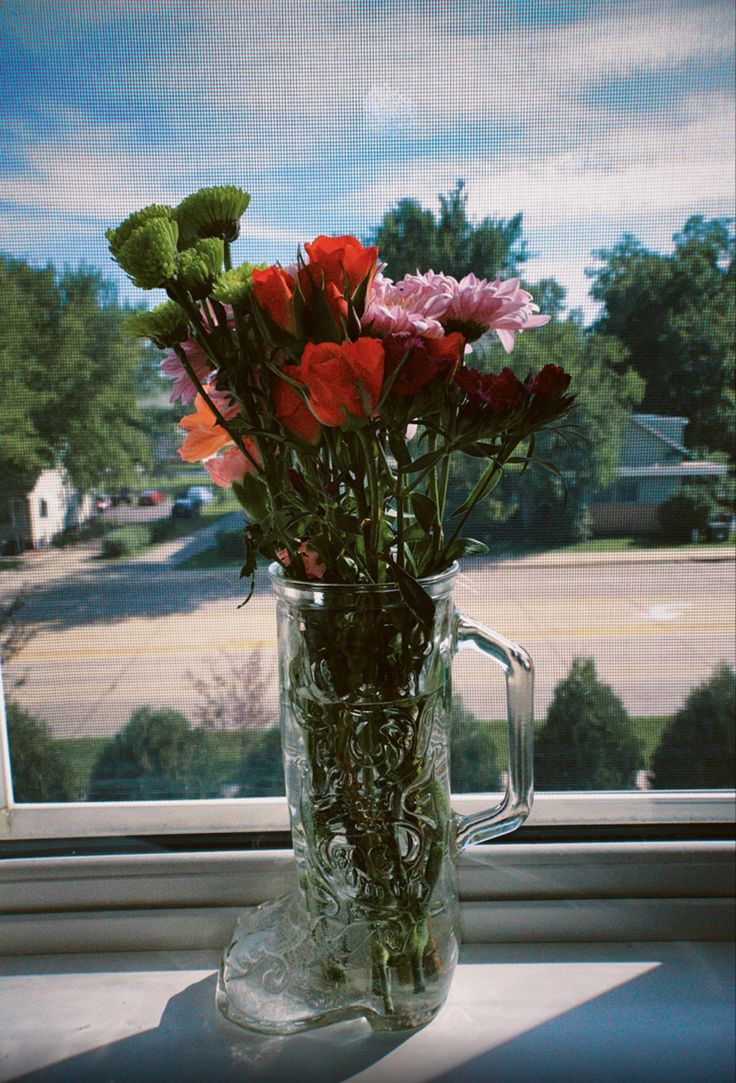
left=2, top=942, right=734, bottom=1083
left=1, top=840, right=733, bottom=954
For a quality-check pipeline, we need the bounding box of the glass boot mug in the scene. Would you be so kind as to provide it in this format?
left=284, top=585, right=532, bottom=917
left=217, top=562, right=534, bottom=1034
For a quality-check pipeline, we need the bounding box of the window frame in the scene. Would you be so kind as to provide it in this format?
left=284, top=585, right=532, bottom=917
left=2, top=664, right=733, bottom=842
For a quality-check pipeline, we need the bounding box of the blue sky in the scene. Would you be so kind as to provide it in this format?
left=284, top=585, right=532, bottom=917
left=1, top=0, right=734, bottom=321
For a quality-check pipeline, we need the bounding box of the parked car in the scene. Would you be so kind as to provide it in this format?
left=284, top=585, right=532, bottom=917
left=171, top=497, right=199, bottom=519
left=112, top=486, right=134, bottom=506
left=138, top=489, right=165, bottom=506
left=94, top=494, right=112, bottom=512
left=186, top=485, right=214, bottom=507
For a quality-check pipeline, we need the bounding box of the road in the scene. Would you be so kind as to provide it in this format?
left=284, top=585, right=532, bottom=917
left=1, top=541, right=734, bottom=738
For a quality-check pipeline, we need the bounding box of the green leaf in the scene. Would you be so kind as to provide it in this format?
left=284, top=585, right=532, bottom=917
left=411, top=491, right=438, bottom=533
left=450, top=459, right=503, bottom=518
left=389, top=561, right=436, bottom=628
left=521, top=433, right=536, bottom=473
left=442, top=537, right=489, bottom=563
left=388, top=428, right=412, bottom=468
left=401, top=448, right=445, bottom=474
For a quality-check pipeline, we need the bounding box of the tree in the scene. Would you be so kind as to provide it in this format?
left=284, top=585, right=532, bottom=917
left=450, top=697, right=501, bottom=793
left=370, top=180, right=528, bottom=281
left=588, top=216, right=735, bottom=456
left=535, top=658, right=643, bottom=790
left=88, top=708, right=219, bottom=800
left=0, top=256, right=152, bottom=494
left=445, top=307, right=644, bottom=546
left=237, top=726, right=284, bottom=796
left=651, top=665, right=735, bottom=789
left=5, top=701, right=74, bottom=802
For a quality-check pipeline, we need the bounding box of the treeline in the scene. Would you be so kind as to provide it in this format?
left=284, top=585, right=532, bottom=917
left=0, top=258, right=159, bottom=494
left=6, top=660, right=734, bottom=802
left=371, top=183, right=735, bottom=546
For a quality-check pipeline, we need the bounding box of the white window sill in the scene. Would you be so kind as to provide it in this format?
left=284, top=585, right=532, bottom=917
left=1, top=841, right=733, bottom=954
left=1, top=942, right=734, bottom=1083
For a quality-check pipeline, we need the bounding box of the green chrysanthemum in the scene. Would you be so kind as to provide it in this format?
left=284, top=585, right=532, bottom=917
left=177, top=237, right=225, bottom=299
left=124, top=301, right=190, bottom=348
left=105, top=204, right=176, bottom=259
left=211, top=262, right=267, bottom=308
left=175, top=185, right=250, bottom=245
left=115, top=218, right=179, bottom=290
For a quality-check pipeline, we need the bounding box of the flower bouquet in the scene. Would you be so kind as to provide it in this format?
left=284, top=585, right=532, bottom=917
left=108, top=186, right=575, bottom=1032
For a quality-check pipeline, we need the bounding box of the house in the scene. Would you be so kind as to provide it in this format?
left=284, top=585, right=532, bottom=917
left=0, top=469, right=94, bottom=553
left=590, top=414, right=728, bottom=535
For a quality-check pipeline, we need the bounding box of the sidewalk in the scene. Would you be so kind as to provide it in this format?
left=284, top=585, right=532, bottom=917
left=494, top=543, right=735, bottom=570
left=2, top=533, right=733, bottom=601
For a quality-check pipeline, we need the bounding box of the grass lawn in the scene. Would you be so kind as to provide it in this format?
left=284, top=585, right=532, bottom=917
left=51, top=715, right=672, bottom=800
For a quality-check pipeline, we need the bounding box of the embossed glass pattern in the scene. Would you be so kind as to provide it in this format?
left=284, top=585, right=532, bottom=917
left=217, top=564, right=533, bottom=1032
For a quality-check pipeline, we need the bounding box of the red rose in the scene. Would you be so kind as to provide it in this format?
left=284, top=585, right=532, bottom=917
left=526, top=364, right=571, bottom=398
left=251, top=265, right=297, bottom=335
left=299, top=338, right=385, bottom=426
left=299, top=235, right=378, bottom=327
left=271, top=366, right=321, bottom=444
left=383, top=333, right=463, bottom=396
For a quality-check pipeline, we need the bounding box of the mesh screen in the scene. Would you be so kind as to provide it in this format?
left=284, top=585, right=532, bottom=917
left=1, top=0, right=734, bottom=802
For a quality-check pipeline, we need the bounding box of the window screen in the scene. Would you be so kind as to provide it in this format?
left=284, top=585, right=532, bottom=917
left=1, top=0, right=733, bottom=808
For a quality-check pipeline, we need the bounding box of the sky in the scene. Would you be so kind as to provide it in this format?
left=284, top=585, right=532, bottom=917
left=1, top=0, right=734, bottom=322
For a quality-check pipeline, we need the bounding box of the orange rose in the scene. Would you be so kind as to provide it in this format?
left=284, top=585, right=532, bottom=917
left=299, top=338, right=384, bottom=426
left=251, top=265, right=297, bottom=335
left=299, top=236, right=378, bottom=327
left=272, top=366, right=322, bottom=444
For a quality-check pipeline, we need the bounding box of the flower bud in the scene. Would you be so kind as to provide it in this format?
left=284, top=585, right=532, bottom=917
left=124, top=300, right=189, bottom=348
left=175, top=185, right=250, bottom=245
left=116, top=217, right=179, bottom=290
left=105, top=204, right=176, bottom=258
left=177, top=237, right=225, bottom=298
left=212, top=262, right=268, bottom=309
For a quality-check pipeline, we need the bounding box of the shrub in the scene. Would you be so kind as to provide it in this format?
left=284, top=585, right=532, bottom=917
left=535, top=658, right=643, bottom=790
left=237, top=726, right=284, bottom=796
left=216, top=528, right=245, bottom=560
left=450, top=698, right=502, bottom=792
left=100, top=526, right=149, bottom=559
left=88, top=707, right=220, bottom=800
left=651, top=664, right=735, bottom=789
left=658, top=491, right=712, bottom=543
left=4, top=701, right=75, bottom=802
left=148, top=518, right=178, bottom=544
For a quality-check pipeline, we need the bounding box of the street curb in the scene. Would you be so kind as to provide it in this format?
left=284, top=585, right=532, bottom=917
left=490, top=547, right=735, bottom=571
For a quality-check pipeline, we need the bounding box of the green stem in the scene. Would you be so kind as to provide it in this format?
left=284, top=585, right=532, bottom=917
left=357, top=428, right=381, bottom=581
left=172, top=345, right=262, bottom=475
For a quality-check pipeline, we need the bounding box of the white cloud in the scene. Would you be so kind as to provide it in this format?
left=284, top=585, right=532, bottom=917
left=2, top=0, right=732, bottom=323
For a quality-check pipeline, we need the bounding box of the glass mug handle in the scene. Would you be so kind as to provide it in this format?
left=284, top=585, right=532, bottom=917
left=452, top=611, right=534, bottom=851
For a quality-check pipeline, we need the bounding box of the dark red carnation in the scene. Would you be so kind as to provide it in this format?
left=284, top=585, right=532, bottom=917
left=526, top=364, right=571, bottom=398
left=383, top=333, right=463, bottom=396
left=455, top=365, right=527, bottom=412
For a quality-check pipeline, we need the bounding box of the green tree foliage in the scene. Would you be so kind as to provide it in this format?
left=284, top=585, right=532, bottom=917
left=450, top=697, right=501, bottom=793
left=5, top=701, right=74, bottom=802
left=657, top=489, right=713, bottom=544
left=370, top=180, right=527, bottom=281
left=588, top=216, right=735, bottom=456
left=0, top=255, right=152, bottom=493
left=651, top=664, right=735, bottom=789
left=237, top=726, right=285, bottom=796
left=88, top=708, right=219, bottom=800
left=535, top=658, right=643, bottom=790
left=446, top=310, right=644, bottom=545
